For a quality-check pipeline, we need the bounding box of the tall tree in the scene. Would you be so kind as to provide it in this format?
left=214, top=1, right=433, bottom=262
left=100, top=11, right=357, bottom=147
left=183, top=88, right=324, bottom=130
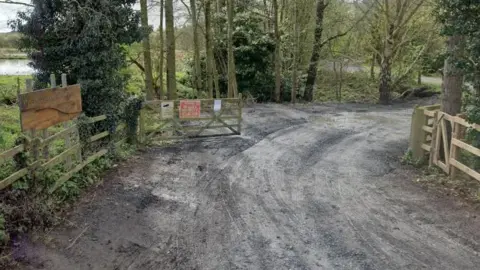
left=204, top=0, right=215, bottom=98
left=291, top=0, right=299, bottom=103
left=140, top=0, right=155, bottom=100
left=375, top=0, right=426, bottom=104
left=190, top=0, right=202, bottom=93
left=304, top=0, right=327, bottom=102
left=158, top=0, right=165, bottom=99
left=272, top=0, right=282, bottom=102
left=226, top=0, right=238, bottom=98
left=165, top=0, right=177, bottom=99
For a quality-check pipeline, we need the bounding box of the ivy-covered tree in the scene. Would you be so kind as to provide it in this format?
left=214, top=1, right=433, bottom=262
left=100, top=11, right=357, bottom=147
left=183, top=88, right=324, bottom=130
left=437, top=0, right=480, bottom=169
left=437, top=0, right=480, bottom=123
left=10, top=0, right=142, bottom=119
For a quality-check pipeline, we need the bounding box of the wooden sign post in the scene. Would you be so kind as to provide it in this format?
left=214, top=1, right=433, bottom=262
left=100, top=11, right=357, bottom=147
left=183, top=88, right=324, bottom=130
left=18, top=84, right=82, bottom=131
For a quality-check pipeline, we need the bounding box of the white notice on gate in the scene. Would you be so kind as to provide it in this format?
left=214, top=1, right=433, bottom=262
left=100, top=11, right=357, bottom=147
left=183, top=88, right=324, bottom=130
left=214, top=99, right=222, bottom=112
left=161, top=101, right=174, bottom=119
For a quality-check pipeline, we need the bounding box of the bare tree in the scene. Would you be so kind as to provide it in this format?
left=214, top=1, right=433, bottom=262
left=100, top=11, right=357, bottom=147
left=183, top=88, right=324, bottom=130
left=374, top=0, right=426, bottom=104
left=204, top=0, right=215, bottom=98
left=190, top=0, right=202, bottom=93
left=291, top=0, right=299, bottom=103
left=140, top=0, right=155, bottom=100
left=158, top=0, right=164, bottom=99
left=166, top=0, right=177, bottom=99
left=272, top=0, right=282, bottom=102
left=226, top=0, right=238, bottom=98
left=304, top=0, right=327, bottom=102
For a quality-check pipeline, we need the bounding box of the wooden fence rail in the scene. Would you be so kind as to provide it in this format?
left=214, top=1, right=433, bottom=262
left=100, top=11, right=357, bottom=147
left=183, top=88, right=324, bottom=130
left=0, top=115, right=126, bottom=192
left=410, top=105, right=480, bottom=182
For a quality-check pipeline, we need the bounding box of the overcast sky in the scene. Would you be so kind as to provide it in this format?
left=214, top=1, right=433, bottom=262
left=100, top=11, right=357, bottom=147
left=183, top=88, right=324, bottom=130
left=0, top=1, right=162, bottom=33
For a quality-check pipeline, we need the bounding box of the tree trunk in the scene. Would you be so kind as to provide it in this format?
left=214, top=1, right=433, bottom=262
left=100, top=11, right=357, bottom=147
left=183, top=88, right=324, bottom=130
left=378, top=24, right=394, bottom=105
left=205, top=0, right=214, bottom=98
left=441, top=35, right=465, bottom=116
left=190, top=0, right=202, bottom=93
left=370, top=52, right=376, bottom=81
left=339, top=62, right=343, bottom=102
left=291, top=0, right=299, bottom=103
left=213, top=60, right=221, bottom=98
left=272, top=0, right=282, bottom=102
left=333, top=61, right=338, bottom=100
left=166, top=0, right=177, bottom=99
left=140, top=0, right=154, bottom=100
left=227, top=0, right=238, bottom=98
left=158, top=0, right=164, bottom=99
left=304, top=0, right=327, bottom=102
left=379, top=57, right=392, bottom=104
left=263, top=0, right=269, bottom=31
left=417, top=70, right=422, bottom=85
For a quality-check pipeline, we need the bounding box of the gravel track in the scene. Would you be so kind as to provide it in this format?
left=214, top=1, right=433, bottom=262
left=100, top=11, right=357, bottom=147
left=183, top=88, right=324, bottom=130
left=19, top=102, right=480, bottom=270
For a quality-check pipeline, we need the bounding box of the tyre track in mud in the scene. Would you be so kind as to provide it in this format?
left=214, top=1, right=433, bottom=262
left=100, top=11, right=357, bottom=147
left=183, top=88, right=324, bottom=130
left=19, top=103, right=480, bottom=270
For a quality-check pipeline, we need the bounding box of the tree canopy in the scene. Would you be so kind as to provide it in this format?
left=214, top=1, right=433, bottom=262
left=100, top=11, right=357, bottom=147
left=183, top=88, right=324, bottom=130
left=10, top=0, right=142, bottom=119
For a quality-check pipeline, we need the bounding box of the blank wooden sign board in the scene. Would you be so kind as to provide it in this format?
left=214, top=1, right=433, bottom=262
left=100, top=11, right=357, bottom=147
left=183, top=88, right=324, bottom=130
left=18, top=84, right=82, bottom=131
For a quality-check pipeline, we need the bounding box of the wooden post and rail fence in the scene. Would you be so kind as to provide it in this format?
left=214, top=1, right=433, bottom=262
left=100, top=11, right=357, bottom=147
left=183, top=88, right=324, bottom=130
left=410, top=105, right=480, bottom=182
left=0, top=76, right=244, bottom=192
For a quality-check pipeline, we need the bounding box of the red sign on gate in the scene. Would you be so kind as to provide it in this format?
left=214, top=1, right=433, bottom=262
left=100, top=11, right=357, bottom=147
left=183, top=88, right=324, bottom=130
left=179, top=100, right=201, bottom=118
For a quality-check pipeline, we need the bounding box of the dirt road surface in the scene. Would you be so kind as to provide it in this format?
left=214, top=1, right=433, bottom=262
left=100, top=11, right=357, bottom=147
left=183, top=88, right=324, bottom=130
left=18, top=102, right=480, bottom=270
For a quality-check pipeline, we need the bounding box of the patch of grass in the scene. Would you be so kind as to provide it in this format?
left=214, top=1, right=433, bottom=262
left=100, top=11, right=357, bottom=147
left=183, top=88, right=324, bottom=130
left=0, top=75, right=31, bottom=105
left=0, top=105, right=20, bottom=152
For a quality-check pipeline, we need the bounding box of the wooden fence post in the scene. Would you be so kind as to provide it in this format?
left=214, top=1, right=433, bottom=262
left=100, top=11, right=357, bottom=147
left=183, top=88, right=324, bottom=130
left=429, top=111, right=438, bottom=167
left=25, top=79, right=39, bottom=161
left=61, top=73, right=74, bottom=169
left=450, top=117, right=461, bottom=178
left=409, top=106, right=426, bottom=161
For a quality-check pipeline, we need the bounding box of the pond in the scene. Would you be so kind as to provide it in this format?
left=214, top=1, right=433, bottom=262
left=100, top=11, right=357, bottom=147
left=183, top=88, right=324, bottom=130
left=0, top=59, right=34, bottom=75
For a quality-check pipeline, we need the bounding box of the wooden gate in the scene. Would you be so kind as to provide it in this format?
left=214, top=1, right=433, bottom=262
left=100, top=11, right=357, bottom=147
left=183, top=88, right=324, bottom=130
left=411, top=105, right=480, bottom=182
left=431, top=111, right=454, bottom=173
left=139, top=95, right=243, bottom=142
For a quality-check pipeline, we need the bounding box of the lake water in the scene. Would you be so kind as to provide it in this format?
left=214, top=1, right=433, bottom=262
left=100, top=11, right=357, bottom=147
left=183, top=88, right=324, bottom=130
left=0, top=59, right=33, bottom=75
